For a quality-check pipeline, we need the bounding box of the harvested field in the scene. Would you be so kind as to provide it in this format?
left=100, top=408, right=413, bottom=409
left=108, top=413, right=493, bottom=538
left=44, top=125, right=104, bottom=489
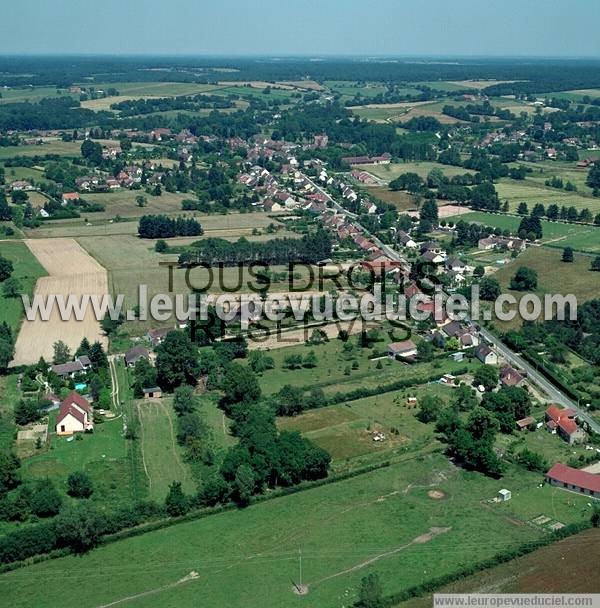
left=11, top=238, right=108, bottom=366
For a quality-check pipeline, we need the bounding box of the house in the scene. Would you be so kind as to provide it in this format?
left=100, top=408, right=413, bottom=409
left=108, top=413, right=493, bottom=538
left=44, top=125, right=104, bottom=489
left=143, top=387, right=162, bottom=399
left=124, top=345, right=150, bottom=367
left=397, top=231, right=417, bottom=248
left=546, top=463, right=600, bottom=498
left=10, top=180, right=34, bottom=191
left=263, top=199, right=283, bottom=212
left=62, top=192, right=80, bottom=205
left=422, top=250, right=445, bottom=265
left=388, top=340, right=418, bottom=360
left=445, top=257, right=467, bottom=273
left=51, top=356, right=92, bottom=378
left=545, top=405, right=586, bottom=444
left=147, top=327, right=172, bottom=347
left=515, top=415, right=536, bottom=431
left=474, top=345, right=498, bottom=365
left=55, top=392, right=94, bottom=435
left=500, top=365, right=525, bottom=387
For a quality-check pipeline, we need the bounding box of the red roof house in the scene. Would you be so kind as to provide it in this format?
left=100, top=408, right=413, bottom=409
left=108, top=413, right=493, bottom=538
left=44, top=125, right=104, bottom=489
left=546, top=463, right=600, bottom=497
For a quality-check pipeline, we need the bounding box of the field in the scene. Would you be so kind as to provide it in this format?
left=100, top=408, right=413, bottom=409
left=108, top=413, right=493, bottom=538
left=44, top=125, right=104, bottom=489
left=0, top=453, right=592, bottom=608
left=277, top=385, right=451, bottom=466
left=11, top=238, right=109, bottom=366
left=358, top=161, right=473, bottom=183
left=495, top=179, right=599, bottom=214
left=400, top=528, right=600, bottom=607
left=362, top=186, right=416, bottom=211
left=0, top=240, right=47, bottom=332
left=451, top=211, right=600, bottom=253
left=137, top=398, right=197, bottom=501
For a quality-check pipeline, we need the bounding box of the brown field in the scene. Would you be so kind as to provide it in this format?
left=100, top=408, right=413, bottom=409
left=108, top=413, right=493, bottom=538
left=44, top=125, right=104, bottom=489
left=11, top=239, right=108, bottom=366
left=399, top=528, right=600, bottom=607
left=278, top=80, right=324, bottom=90
left=449, top=79, right=522, bottom=90
left=218, top=80, right=295, bottom=90
left=365, top=186, right=416, bottom=211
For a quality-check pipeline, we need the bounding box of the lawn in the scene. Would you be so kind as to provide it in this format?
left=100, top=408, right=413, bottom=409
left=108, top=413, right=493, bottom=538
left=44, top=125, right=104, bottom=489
left=137, top=397, right=197, bottom=501
left=22, top=410, right=132, bottom=506
left=0, top=240, right=47, bottom=332
left=0, top=453, right=592, bottom=608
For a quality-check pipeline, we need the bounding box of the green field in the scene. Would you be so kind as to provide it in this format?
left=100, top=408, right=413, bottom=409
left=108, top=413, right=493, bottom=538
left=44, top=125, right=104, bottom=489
left=278, top=385, right=451, bottom=466
left=0, top=86, right=78, bottom=104
left=0, top=240, right=47, bottom=331
left=452, top=211, right=600, bottom=253
left=0, top=453, right=592, bottom=608
left=137, top=398, right=197, bottom=501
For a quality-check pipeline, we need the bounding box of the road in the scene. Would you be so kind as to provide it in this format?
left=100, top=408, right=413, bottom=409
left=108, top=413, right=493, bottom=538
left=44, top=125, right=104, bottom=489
left=479, top=327, right=600, bottom=434
left=300, top=171, right=407, bottom=264
left=301, top=170, right=599, bottom=434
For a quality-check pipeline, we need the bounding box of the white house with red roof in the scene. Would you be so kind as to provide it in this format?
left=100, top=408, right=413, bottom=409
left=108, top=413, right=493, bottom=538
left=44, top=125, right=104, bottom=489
left=545, top=405, right=586, bottom=445
left=55, top=391, right=94, bottom=436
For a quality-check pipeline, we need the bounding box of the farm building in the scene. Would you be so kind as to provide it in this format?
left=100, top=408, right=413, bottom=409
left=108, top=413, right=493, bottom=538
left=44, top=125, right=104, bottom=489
left=143, top=387, right=162, bottom=399
left=388, top=340, right=418, bottom=360
left=498, top=489, right=511, bottom=501
left=545, top=405, right=586, bottom=444
left=500, top=365, right=525, bottom=387
left=546, top=463, right=600, bottom=498
left=515, top=416, right=536, bottom=431
left=55, top=391, right=94, bottom=436
left=147, top=327, right=172, bottom=347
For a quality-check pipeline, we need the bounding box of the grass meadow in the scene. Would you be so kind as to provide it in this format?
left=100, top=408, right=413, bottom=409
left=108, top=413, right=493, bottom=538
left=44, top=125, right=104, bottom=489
left=0, top=453, right=593, bottom=608
left=0, top=240, right=47, bottom=332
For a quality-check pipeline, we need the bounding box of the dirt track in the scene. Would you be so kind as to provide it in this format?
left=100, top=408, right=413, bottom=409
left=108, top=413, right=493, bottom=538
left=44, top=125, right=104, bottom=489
left=11, top=238, right=108, bottom=365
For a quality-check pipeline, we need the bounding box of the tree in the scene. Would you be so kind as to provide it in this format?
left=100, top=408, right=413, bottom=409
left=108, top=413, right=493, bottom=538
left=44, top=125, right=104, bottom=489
left=562, top=247, right=574, bottom=263
left=172, top=385, right=198, bottom=416
left=220, top=362, right=261, bottom=409
left=479, top=277, right=501, bottom=301
left=135, top=195, right=147, bottom=208
left=0, top=450, right=21, bottom=495
left=591, top=256, right=600, bottom=272
left=155, top=239, right=168, bottom=253
left=0, top=255, right=13, bottom=282
left=517, top=202, right=529, bottom=215
left=29, top=479, right=62, bottom=517
left=518, top=214, right=543, bottom=240
left=156, top=330, right=201, bottom=391
left=417, top=395, right=440, bottom=423
left=274, top=384, right=304, bottom=416
left=165, top=481, right=189, bottom=516
left=53, top=503, right=105, bottom=553
left=510, top=266, right=538, bottom=291
left=247, top=351, right=274, bottom=374
left=471, top=182, right=499, bottom=211
left=517, top=448, right=547, bottom=472
left=233, top=464, right=255, bottom=506
left=473, top=265, right=485, bottom=278
left=420, top=199, right=439, bottom=225
left=67, top=471, right=94, bottom=498
left=586, top=163, right=600, bottom=189
left=417, top=340, right=434, bottom=361
left=473, top=365, right=499, bottom=391
left=357, top=573, right=384, bottom=608
left=80, top=139, right=102, bottom=165
left=303, top=351, right=318, bottom=368
left=283, top=354, right=303, bottom=369
left=14, top=399, right=41, bottom=426
left=52, top=340, right=71, bottom=365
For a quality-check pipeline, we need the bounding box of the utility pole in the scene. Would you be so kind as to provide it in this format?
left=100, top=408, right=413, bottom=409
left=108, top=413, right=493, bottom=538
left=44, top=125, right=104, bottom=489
left=298, top=548, right=302, bottom=588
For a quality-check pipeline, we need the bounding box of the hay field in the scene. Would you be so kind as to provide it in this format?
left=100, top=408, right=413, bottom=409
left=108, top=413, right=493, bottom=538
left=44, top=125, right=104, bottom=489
left=11, top=239, right=108, bottom=366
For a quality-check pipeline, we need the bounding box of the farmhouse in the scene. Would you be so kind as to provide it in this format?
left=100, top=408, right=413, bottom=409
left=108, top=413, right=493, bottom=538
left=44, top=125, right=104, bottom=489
left=55, top=391, right=94, bottom=435
left=124, top=345, right=150, bottom=367
left=546, top=463, right=600, bottom=498
left=397, top=231, right=417, bottom=248
left=388, top=340, right=418, bottom=360
left=474, top=345, right=498, bottom=365
left=545, top=405, right=586, bottom=444
left=515, top=415, right=536, bottom=431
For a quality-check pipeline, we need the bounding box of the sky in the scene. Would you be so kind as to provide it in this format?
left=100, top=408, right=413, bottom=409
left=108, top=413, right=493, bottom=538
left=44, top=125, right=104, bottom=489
left=1, top=0, right=599, bottom=57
